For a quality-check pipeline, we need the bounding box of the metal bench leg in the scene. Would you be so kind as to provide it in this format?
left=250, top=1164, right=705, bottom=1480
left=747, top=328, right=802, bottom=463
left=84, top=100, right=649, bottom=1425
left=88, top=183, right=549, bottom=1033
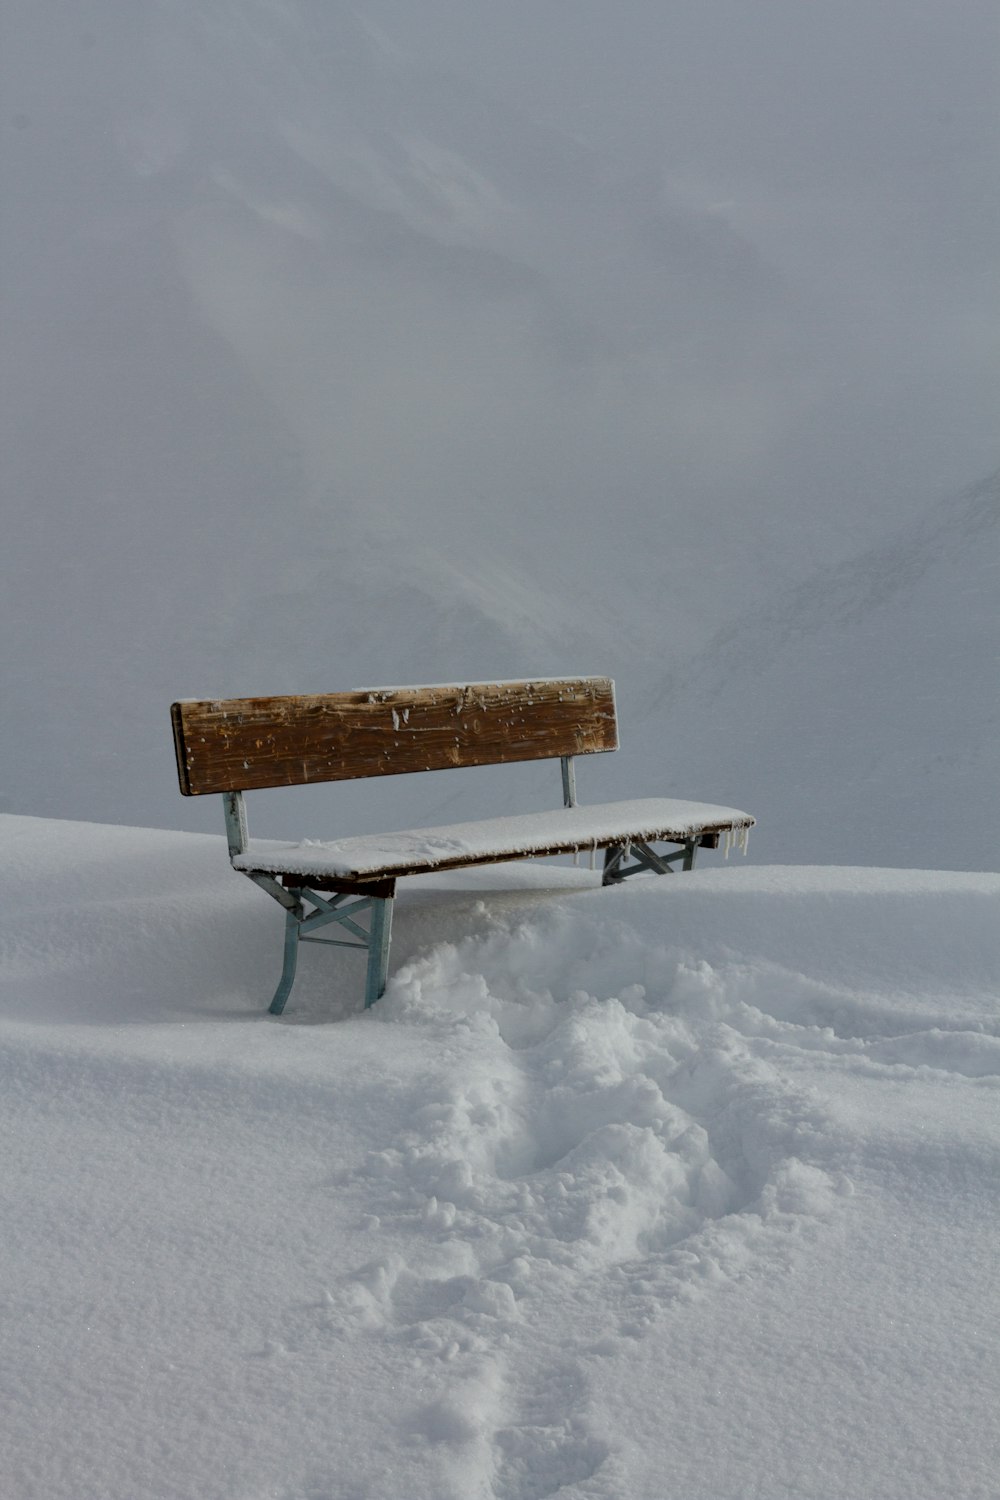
left=269, top=903, right=302, bottom=1016
left=602, top=843, right=629, bottom=885
left=604, top=839, right=700, bottom=884
left=364, top=896, right=394, bottom=1008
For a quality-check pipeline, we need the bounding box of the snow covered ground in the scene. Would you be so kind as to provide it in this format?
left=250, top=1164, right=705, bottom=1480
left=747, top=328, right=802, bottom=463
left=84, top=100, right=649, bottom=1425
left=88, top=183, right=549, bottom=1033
left=2, top=813, right=999, bottom=1499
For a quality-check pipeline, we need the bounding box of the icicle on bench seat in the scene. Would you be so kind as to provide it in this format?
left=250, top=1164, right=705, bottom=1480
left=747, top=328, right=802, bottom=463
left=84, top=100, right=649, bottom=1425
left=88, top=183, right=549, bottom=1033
left=170, top=679, right=754, bottom=1016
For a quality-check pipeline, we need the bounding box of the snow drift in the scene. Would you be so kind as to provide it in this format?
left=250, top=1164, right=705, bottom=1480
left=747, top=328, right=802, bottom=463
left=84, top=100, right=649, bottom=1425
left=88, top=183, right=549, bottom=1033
left=2, top=813, right=999, bottom=1498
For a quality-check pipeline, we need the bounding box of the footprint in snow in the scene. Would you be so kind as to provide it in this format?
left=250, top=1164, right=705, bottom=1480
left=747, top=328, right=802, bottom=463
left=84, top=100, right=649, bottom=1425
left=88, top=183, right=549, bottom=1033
left=489, top=1359, right=610, bottom=1500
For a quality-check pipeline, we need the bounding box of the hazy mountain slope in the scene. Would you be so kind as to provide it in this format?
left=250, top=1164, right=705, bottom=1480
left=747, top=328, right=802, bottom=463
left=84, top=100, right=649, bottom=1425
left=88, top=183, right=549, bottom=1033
left=0, top=0, right=850, bottom=833
left=637, top=473, right=999, bottom=870
left=2, top=1, right=993, bottom=846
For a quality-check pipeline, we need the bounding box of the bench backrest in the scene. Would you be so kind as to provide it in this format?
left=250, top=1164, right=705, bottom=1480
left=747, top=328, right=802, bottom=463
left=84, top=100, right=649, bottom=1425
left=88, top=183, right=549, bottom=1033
left=172, top=677, right=618, bottom=796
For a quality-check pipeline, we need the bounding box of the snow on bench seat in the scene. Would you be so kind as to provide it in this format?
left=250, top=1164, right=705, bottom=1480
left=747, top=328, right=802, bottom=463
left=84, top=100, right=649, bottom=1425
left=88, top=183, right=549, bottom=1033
left=233, top=798, right=754, bottom=883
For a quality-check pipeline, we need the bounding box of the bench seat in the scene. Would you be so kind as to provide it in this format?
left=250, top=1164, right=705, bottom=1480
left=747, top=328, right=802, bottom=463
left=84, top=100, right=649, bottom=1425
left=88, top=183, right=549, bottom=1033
left=233, top=797, right=754, bottom=883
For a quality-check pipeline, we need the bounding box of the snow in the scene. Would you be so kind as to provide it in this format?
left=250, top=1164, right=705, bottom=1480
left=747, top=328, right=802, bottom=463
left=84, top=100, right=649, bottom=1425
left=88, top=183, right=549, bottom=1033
left=3, top=3, right=996, bottom=1492
left=2, top=813, right=999, bottom=1499
left=232, top=798, right=754, bottom=880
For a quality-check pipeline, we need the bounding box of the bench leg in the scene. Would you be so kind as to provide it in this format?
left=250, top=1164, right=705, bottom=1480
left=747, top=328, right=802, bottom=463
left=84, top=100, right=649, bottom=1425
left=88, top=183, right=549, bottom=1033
left=269, top=904, right=302, bottom=1016
left=365, top=896, right=394, bottom=1008
left=263, top=884, right=395, bottom=1016
left=602, top=844, right=628, bottom=884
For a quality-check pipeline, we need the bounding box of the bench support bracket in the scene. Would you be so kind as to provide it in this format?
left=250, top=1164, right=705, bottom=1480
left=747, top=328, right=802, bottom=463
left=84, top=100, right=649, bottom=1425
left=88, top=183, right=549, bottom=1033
left=231, top=873, right=396, bottom=1016
left=223, top=792, right=397, bottom=1015
left=602, top=838, right=698, bottom=885
left=262, top=884, right=396, bottom=1015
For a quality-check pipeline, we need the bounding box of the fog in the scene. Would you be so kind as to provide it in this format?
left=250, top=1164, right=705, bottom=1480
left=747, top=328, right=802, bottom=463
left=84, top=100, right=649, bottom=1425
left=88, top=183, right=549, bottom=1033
left=1, top=0, right=996, bottom=849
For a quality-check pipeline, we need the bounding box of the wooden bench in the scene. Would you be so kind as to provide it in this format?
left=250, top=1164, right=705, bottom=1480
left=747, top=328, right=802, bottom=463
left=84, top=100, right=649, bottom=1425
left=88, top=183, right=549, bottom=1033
left=171, top=678, right=753, bottom=1015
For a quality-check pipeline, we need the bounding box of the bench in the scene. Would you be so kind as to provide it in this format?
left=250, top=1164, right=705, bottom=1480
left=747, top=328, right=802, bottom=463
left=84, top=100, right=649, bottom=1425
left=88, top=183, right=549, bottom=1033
left=171, top=677, right=753, bottom=1015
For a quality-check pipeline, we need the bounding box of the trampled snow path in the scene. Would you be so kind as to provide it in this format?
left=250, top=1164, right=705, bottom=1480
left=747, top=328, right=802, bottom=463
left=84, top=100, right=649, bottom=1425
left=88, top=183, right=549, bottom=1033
left=1, top=815, right=999, bottom=1499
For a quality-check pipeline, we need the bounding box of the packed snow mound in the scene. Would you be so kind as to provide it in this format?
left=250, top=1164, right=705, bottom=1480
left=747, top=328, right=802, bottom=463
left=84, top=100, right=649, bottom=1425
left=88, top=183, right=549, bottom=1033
left=2, top=814, right=1000, bottom=1499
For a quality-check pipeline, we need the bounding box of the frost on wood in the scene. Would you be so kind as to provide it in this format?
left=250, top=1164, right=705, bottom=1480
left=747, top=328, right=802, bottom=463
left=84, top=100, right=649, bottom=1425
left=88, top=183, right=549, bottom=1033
left=233, top=798, right=755, bottom=881
left=171, top=677, right=618, bottom=795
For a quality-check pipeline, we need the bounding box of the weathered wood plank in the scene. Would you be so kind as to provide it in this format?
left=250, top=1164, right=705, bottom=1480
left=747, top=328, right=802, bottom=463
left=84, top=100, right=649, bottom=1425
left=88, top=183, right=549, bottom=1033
left=172, top=678, right=618, bottom=795
left=279, top=875, right=397, bottom=898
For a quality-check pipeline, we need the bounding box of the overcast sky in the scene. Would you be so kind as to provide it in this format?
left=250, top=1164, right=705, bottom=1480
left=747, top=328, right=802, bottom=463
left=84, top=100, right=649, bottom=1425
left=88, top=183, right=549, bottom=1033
left=366, top=0, right=999, bottom=499
left=1, top=0, right=996, bottom=829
